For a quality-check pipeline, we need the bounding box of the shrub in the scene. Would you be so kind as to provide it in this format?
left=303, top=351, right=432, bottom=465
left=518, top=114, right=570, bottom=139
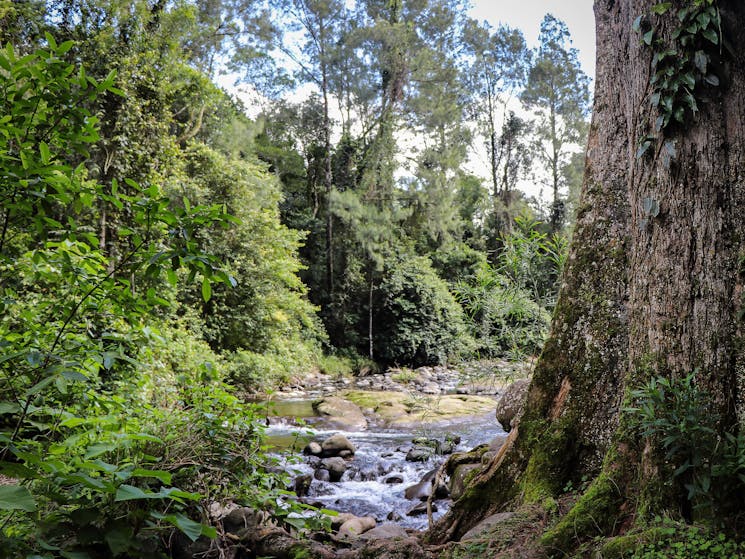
left=628, top=373, right=745, bottom=523
left=455, top=267, right=551, bottom=359
left=226, top=336, right=320, bottom=391
left=373, top=255, right=470, bottom=366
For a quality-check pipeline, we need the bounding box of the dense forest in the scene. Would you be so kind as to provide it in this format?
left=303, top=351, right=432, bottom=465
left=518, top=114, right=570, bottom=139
left=2, top=0, right=744, bottom=558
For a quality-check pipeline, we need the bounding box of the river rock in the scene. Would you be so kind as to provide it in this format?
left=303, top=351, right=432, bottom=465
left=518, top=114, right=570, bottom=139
left=293, top=474, right=312, bottom=497
left=377, top=460, right=393, bottom=476
left=386, top=511, right=402, bottom=522
left=404, top=469, right=448, bottom=501
left=329, top=512, right=357, bottom=530
left=358, top=523, right=408, bottom=540
left=411, top=436, right=461, bottom=456
left=449, top=463, right=481, bottom=500
left=222, top=507, right=271, bottom=536
left=314, top=468, right=331, bottom=482
left=489, top=434, right=508, bottom=451
left=304, top=441, right=322, bottom=455
left=384, top=474, right=404, bottom=484
left=406, top=501, right=436, bottom=516
left=313, top=397, right=367, bottom=431
left=321, top=457, right=348, bottom=482
left=495, top=378, right=530, bottom=431
left=460, top=512, right=515, bottom=541
left=337, top=515, right=376, bottom=538
left=405, top=446, right=433, bottom=462
left=320, top=433, right=356, bottom=457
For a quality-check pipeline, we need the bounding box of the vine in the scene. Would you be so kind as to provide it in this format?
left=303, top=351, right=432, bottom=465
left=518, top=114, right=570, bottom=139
left=634, top=0, right=724, bottom=162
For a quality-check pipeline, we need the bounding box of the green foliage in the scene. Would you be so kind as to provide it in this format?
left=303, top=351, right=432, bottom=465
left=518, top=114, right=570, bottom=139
left=634, top=0, right=723, bottom=160
left=430, top=242, right=488, bottom=286
left=497, top=213, right=567, bottom=309
left=0, top=37, right=324, bottom=557
left=627, top=373, right=745, bottom=521
left=374, top=255, right=470, bottom=366
left=455, top=267, right=550, bottom=359
left=631, top=520, right=745, bottom=559
left=175, top=143, right=325, bottom=360
left=452, top=214, right=563, bottom=360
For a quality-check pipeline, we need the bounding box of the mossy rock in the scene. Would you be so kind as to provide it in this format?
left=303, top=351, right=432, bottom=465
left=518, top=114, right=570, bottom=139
left=342, top=390, right=497, bottom=427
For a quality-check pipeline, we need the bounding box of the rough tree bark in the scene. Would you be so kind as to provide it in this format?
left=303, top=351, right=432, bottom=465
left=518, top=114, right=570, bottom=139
left=429, top=0, right=745, bottom=555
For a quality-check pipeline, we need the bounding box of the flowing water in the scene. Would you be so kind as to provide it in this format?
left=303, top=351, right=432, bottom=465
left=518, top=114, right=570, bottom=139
left=264, top=400, right=505, bottom=530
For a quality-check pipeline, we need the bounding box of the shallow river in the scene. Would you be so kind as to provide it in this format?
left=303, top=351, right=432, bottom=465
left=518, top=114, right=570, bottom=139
left=264, top=399, right=505, bottom=530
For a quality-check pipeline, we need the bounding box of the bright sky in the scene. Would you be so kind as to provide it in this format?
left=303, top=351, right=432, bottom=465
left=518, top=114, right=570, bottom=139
left=470, top=0, right=596, bottom=79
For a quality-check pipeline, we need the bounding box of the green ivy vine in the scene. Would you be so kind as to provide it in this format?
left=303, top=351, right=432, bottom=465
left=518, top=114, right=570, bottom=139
left=634, top=0, right=723, bottom=162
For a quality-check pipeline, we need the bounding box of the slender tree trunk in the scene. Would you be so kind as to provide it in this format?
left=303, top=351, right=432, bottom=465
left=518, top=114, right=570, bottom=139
left=320, top=19, right=335, bottom=297
left=429, top=1, right=745, bottom=554
left=368, top=273, right=374, bottom=360
left=549, top=104, right=562, bottom=232
left=486, top=70, right=499, bottom=199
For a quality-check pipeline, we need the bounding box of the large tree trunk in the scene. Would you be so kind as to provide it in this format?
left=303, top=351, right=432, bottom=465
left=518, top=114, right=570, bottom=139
left=429, top=0, right=745, bottom=553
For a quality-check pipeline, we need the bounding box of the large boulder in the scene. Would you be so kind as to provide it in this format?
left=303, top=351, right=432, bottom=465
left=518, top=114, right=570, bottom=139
left=320, top=433, right=355, bottom=457
left=495, top=378, right=530, bottom=431
left=313, top=397, right=367, bottom=431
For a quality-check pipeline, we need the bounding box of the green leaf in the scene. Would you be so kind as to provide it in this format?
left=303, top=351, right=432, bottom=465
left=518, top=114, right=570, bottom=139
left=84, top=442, right=117, bottom=459
left=632, top=15, right=643, bottom=33
left=651, top=2, right=672, bottom=15
left=56, top=40, right=74, bottom=55
left=152, top=512, right=215, bottom=542
left=60, top=552, right=92, bottom=559
left=702, top=27, right=718, bottom=44
left=26, top=349, right=43, bottom=367
left=636, top=139, right=653, bottom=159
left=26, top=375, right=55, bottom=396
left=39, top=142, right=51, bottom=165
left=105, top=526, right=132, bottom=555
left=201, top=277, right=212, bottom=302
left=114, top=484, right=152, bottom=501
left=102, top=351, right=116, bottom=370
left=694, top=50, right=708, bottom=73
left=0, top=402, right=21, bottom=414
left=131, top=468, right=172, bottom=484
left=0, top=485, right=36, bottom=511
left=643, top=30, right=654, bottom=45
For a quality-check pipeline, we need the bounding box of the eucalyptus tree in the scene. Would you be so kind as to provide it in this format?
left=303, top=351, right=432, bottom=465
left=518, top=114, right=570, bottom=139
left=403, top=0, right=472, bottom=251
left=271, top=0, right=350, bottom=300
left=521, top=14, right=590, bottom=232
left=463, top=21, right=531, bottom=210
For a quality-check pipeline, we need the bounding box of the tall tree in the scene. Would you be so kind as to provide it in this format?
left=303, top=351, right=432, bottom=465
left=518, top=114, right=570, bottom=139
left=403, top=0, right=471, bottom=251
left=521, top=14, right=590, bottom=232
left=463, top=21, right=530, bottom=214
left=432, top=0, right=745, bottom=555
left=278, top=0, right=345, bottom=298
